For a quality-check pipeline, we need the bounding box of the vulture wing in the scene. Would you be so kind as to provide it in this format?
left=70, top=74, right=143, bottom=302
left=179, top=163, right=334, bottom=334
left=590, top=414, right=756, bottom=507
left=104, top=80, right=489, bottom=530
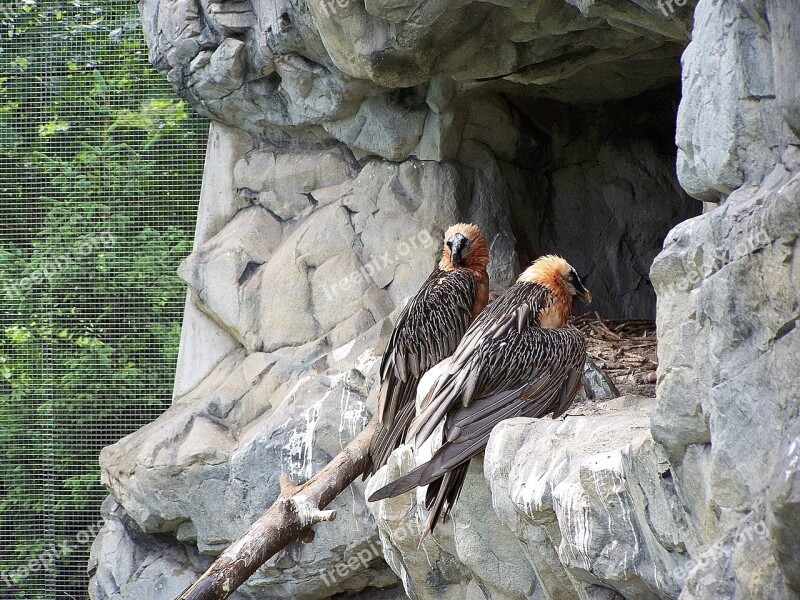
left=366, top=267, right=476, bottom=476
left=368, top=281, right=585, bottom=540
left=368, top=325, right=585, bottom=502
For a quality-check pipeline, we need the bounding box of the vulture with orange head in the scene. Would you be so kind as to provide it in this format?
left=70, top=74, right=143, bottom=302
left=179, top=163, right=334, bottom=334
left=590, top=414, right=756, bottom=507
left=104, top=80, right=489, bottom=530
left=368, top=255, right=591, bottom=540
left=364, top=223, right=490, bottom=477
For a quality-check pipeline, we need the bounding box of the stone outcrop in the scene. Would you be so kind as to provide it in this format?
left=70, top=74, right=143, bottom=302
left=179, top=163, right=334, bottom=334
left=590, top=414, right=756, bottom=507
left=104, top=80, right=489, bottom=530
left=140, top=0, right=693, bottom=143
left=134, top=0, right=701, bottom=318
left=650, top=145, right=800, bottom=599
left=90, top=0, right=799, bottom=598
left=675, top=0, right=796, bottom=201
left=367, top=396, right=689, bottom=600
left=649, top=0, right=800, bottom=595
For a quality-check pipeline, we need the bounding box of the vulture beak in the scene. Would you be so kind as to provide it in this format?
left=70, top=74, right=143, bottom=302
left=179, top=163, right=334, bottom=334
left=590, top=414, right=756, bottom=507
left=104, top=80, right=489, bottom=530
left=447, top=233, right=469, bottom=265
left=574, top=277, right=592, bottom=304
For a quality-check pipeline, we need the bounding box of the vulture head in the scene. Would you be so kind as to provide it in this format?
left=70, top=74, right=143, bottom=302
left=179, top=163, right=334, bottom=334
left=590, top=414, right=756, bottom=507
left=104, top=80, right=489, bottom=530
left=519, top=255, right=592, bottom=305
left=440, top=223, right=489, bottom=272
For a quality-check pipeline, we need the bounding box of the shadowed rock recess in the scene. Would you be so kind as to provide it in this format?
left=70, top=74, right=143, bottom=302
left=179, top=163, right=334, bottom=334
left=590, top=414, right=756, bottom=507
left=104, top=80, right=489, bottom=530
left=90, top=0, right=799, bottom=598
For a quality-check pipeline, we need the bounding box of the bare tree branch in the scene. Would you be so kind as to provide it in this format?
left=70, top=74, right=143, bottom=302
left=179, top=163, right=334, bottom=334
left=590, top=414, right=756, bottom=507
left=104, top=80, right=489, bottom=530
left=175, top=417, right=380, bottom=600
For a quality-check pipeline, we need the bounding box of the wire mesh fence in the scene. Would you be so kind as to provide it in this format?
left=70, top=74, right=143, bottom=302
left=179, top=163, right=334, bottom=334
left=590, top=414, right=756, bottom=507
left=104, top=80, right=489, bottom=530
left=1, top=2, right=207, bottom=597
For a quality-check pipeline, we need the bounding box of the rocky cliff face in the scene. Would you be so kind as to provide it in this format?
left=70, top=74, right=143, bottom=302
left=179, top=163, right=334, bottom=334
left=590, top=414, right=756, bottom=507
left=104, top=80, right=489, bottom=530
left=90, top=0, right=799, bottom=598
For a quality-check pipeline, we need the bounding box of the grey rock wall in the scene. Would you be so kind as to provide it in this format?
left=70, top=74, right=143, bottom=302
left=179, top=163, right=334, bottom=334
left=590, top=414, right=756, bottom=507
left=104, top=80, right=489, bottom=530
left=675, top=0, right=796, bottom=201
left=650, top=0, right=800, bottom=596
left=135, top=0, right=700, bottom=317
left=367, top=396, right=689, bottom=600
left=650, top=145, right=800, bottom=599
left=140, top=0, right=692, bottom=142
left=90, top=0, right=799, bottom=598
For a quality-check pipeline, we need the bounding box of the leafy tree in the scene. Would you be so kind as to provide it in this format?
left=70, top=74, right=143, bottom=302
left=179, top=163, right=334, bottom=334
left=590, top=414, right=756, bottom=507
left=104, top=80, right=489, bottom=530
left=0, top=2, right=207, bottom=597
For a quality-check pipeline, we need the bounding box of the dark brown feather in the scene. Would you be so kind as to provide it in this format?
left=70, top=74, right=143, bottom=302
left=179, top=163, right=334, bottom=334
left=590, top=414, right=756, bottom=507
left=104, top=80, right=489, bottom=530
left=364, top=267, right=477, bottom=477
left=368, top=279, right=587, bottom=541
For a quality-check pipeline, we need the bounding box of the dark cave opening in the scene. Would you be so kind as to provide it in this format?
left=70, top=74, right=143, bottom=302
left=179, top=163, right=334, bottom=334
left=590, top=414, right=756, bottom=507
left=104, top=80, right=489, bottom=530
left=494, top=84, right=700, bottom=319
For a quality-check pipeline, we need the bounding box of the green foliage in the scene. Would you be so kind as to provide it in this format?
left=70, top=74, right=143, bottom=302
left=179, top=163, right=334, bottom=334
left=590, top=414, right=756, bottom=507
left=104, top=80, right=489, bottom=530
left=0, top=1, right=206, bottom=597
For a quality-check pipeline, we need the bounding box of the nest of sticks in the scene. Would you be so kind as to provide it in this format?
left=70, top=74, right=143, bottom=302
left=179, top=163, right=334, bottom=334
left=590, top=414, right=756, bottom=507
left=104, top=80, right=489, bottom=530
left=574, top=313, right=658, bottom=398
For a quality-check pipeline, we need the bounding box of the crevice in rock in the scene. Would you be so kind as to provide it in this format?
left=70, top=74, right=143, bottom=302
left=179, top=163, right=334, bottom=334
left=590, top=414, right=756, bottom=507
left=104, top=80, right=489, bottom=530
left=238, top=260, right=264, bottom=286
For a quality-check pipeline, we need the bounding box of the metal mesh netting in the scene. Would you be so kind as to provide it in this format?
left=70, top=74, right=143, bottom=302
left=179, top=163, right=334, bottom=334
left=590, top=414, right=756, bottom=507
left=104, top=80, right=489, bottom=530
left=0, top=2, right=207, bottom=598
